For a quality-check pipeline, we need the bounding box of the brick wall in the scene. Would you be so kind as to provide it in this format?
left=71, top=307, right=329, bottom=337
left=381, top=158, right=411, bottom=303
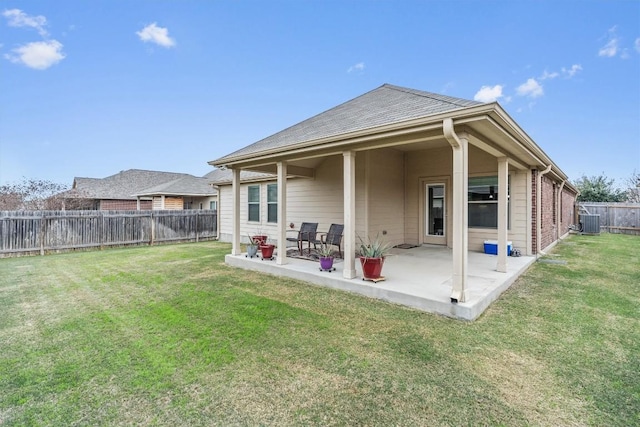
left=99, top=199, right=152, bottom=210
left=540, top=175, right=556, bottom=250
left=560, top=187, right=576, bottom=236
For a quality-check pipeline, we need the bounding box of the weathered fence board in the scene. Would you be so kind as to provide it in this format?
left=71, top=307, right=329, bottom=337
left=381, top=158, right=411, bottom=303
left=579, top=203, right=640, bottom=236
left=0, top=210, right=217, bottom=257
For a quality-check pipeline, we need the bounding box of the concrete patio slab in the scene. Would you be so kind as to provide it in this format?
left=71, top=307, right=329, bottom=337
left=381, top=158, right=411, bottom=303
left=225, top=245, right=535, bottom=320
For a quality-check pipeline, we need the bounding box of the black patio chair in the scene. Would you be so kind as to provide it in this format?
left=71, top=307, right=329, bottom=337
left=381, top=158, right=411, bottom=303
left=313, top=223, right=344, bottom=258
left=286, top=222, right=318, bottom=255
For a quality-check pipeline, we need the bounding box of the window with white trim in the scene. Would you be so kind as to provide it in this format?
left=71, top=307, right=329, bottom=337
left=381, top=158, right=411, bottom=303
left=267, top=184, right=277, bottom=223
left=248, top=185, right=260, bottom=222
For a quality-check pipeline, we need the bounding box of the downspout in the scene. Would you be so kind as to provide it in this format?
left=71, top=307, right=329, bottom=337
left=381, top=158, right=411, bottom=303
left=443, top=118, right=468, bottom=303
left=557, top=180, right=566, bottom=239
left=536, top=164, right=552, bottom=256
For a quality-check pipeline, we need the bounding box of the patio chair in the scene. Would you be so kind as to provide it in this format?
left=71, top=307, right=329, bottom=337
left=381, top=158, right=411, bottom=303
left=286, top=222, right=318, bottom=255
left=314, top=223, right=344, bottom=258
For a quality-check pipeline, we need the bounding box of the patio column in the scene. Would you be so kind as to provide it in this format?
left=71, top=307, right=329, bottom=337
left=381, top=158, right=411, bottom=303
left=497, top=157, right=509, bottom=273
left=343, top=150, right=357, bottom=279
left=276, top=161, right=288, bottom=265
left=444, top=118, right=468, bottom=303
left=231, top=167, right=242, bottom=255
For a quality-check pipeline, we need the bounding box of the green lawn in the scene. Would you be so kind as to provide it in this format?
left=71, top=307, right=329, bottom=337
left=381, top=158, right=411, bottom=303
left=0, top=234, right=638, bottom=426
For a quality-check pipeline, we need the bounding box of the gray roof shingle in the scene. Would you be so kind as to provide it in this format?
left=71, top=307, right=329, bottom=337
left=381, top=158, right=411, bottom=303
left=213, top=84, right=483, bottom=163
left=203, top=169, right=275, bottom=185
left=71, top=169, right=215, bottom=200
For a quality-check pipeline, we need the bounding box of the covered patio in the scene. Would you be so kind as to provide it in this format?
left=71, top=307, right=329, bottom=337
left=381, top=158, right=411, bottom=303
left=225, top=246, right=535, bottom=320
left=210, top=84, right=576, bottom=320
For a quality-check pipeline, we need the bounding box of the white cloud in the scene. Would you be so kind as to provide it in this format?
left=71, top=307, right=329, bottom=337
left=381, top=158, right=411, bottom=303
left=4, top=40, right=65, bottom=70
left=539, top=70, right=559, bottom=80
left=347, top=62, right=365, bottom=73
left=599, top=26, right=622, bottom=57
left=516, top=78, right=543, bottom=98
left=635, top=38, right=640, bottom=53
left=136, top=23, right=176, bottom=48
left=599, top=38, right=619, bottom=57
left=473, top=85, right=504, bottom=103
left=2, top=8, right=48, bottom=37
left=562, top=64, right=582, bottom=78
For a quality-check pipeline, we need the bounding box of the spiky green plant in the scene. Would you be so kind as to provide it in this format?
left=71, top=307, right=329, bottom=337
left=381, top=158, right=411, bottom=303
left=358, top=233, right=392, bottom=258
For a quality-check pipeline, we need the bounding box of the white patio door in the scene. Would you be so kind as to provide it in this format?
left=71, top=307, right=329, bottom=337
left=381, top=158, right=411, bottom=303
left=424, top=183, right=446, bottom=245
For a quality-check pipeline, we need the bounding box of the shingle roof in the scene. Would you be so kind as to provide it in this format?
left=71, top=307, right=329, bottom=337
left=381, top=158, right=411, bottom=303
left=132, top=176, right=217, bottom=197
left=213, top=84, right=483, bottom=164
left=203, top=169, right=275, bottom=185
left=71, top=169, right=214, bottom=200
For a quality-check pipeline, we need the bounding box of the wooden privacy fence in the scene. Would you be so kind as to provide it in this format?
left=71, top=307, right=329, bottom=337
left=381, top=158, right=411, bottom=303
left=0, top=210, right=217, bottom=257
left=579, top=202, right=640, bottom=236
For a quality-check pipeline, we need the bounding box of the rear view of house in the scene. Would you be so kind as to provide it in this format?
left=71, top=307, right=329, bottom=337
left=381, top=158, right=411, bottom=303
left=209, top=84, right=577, bottom=313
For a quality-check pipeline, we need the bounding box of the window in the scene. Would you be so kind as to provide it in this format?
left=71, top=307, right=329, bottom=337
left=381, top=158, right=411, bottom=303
left=248, top=185, right=260, bottom=222
left=210, top=201, right=217, bottom=211
left=267, top=184, right=277, bottom=223
left=468, top=176, right=510, bottom=229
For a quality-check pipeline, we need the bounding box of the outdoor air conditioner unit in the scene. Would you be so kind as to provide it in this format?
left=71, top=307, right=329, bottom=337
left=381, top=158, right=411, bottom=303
left=579, top=214, right=600, bottom=234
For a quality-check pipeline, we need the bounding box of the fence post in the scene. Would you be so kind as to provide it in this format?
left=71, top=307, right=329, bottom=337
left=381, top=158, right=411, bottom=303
left=99, top=211, right=104, bottom=250
left=39, top=212, right=45, bottom=256
left=195, top=210, right=199, bottom=243
left=149, top=211, right=155, bottom=246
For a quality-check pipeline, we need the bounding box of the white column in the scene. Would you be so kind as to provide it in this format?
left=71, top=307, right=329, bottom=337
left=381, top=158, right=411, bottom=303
left=276, top=161, right=288, bottom=265
left=450, top=135, right=468, bottom=302
left=231, top=168, right=242, bottom=255
left=497, top=157, right=509, bottom=273
left=343, top=151, right=357, bottom=279
left=161, top=195, right=166, bottom=210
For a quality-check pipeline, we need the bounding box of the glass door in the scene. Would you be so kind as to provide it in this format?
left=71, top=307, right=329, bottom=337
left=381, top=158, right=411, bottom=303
left=425, top=183, right=446, bottom=244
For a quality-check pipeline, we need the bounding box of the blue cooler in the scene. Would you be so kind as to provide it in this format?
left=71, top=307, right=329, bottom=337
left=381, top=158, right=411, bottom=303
left=484, top=240, right=512, bottom=255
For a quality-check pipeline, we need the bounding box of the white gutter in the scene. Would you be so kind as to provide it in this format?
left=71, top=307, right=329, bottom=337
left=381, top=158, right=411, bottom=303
left=537, top=164, right=552, bottom=256
left=443, top=118, right=468, bottom=303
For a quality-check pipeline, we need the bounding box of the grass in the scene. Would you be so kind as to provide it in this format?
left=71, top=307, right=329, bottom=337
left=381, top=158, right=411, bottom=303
left=0, top=234, right=638, bottom=426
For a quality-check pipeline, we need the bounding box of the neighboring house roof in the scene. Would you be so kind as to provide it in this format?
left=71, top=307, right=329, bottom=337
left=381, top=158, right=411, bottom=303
left=204, top=168, right=275, bottom=185
left=212, top=84, right=483, bottom=164
left=133, top=176, right=217, bottom=197
left=67, top=169, right=216, bottom=200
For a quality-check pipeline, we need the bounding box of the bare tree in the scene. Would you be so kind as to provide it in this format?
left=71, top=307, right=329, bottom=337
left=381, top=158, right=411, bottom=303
left=624, top=170, right=640, bottom=203
left=0, top=178, right=69, bottom=210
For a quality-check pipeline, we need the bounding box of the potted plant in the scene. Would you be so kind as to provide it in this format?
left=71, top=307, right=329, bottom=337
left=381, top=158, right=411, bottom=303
left=358, top=234, right=392, bottom=281
left=251, top=228, right=268, bottom=247
left=317, top=243, right=335, bottom=272
left=260, top=238, right=275, bottom=260
left=246, top=234, right=260, bottom=258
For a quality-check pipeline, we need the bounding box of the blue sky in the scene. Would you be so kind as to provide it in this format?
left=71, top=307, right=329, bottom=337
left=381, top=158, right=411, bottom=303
left=1, top=1, right=639, bottom=188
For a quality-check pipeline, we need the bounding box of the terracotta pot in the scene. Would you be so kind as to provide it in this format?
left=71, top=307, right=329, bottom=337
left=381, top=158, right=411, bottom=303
left=252, top=235, right=268, bottom=246
left=319, top=256, right=334, bottom=271
left=260, top=244, right=275, bottom=259
left=360, top=257, right=384, bottom=279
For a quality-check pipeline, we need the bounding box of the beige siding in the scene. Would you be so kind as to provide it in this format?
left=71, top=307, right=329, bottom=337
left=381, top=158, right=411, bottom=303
left=219, top=144, right=530, bottom=254
left=404, top=146, right=453, bottom=246
left=153, top=197, right=163, bottom=210
left=218, top=155, right=346, bottom=243
left=366, top=148, right=405, bottom=246
left=404, top=145, right=528, bottom=252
